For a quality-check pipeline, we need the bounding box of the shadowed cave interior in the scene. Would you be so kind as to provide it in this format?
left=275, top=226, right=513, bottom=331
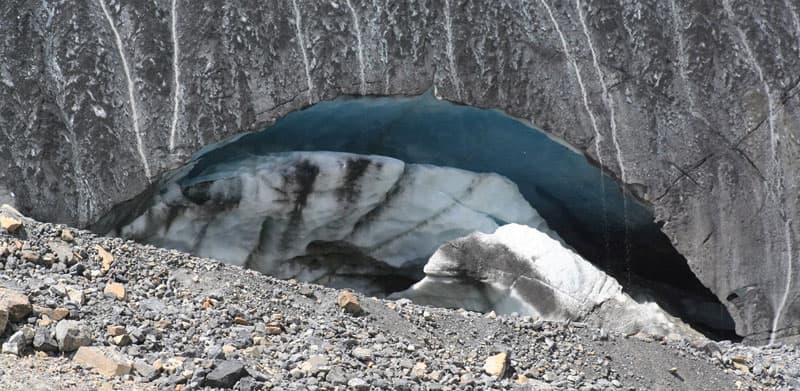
left=96, top=93, right=739, bottom=340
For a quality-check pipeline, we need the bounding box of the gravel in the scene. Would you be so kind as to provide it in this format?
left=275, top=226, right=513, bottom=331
left=0, top=211, right=798, bottom=390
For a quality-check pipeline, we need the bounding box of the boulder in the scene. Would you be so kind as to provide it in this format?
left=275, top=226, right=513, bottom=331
left=0, top=287, right=32, bottom=321
left=103, top=283, right=126, bottom=301
left=0, top=308, right=7, bottom=335
left=2, top=327, right=34, bottom=355
left=73, top=346, right=132, bottom=378
left=0, top=216, right=21, bottom=233
left=336, top=290, right=362, bottom=315
left=204, top=360, right=247, bottom=388
left=33, top=328, right=59, bottom=353
left=484, top=352, right=508, bottom=377
left=55, top=320, right=92, bottom=352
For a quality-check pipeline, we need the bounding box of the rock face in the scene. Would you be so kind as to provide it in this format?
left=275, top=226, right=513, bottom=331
left=0, top=1, right=798, bottom=343
left=110, top=151, right=549, bottom=294
left=397, top=224, right=700, bottom=339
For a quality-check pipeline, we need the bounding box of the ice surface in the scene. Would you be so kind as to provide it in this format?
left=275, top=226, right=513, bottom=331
left=117, top=151, right=551, bottom=292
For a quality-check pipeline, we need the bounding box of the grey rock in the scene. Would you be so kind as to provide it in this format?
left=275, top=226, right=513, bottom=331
left=133, top=360, right=159, bottom=382
left=325, top=367, right=348, bottom=385
left=347, top=378, right=369, bottom=391
left=0, top=308, right=7, bottom=335
left=351, top=347, right=373, bottom=361
left=46, top=241, right=73, bottom=264
left=54, top=320, right=92, bottom=352
left=204, top=360, right=247, bottom=389
left=2, top=328, right=33, bottom=355
left=33, top=328, right=58, bottom=353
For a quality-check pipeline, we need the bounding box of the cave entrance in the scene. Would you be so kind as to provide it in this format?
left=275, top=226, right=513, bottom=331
left=97, top=93, right=738, bottom=340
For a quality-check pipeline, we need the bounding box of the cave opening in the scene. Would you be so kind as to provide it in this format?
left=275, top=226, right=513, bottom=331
left=96, top=93, right=738, bottom=340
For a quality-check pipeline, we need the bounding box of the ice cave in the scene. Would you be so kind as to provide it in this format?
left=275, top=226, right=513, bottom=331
left=97, top=93, right=737, bottom=340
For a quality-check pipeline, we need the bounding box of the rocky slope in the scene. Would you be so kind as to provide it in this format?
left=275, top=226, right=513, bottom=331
left=0, top=0, right=799, bottom=344
left=2, top=207, right=800, bottom=390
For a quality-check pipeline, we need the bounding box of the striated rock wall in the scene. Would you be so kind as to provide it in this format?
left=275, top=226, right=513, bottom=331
left=1, top=0, right=799, bottom=343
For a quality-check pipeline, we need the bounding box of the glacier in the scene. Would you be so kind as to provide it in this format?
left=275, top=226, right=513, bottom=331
left=98, top=94, right=736, bottom=338
left=114, top=151, right=553, bottom=295
left=395, top=223, right=702, bottom=339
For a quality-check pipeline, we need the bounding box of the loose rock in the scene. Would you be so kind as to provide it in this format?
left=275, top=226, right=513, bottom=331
left=103, top=283, right=126, bottom=301
left=33, top=328, right=58, bottom=353
left=55, top=320, right=92, bottom=352
left=0, top=287, right=32, bottom=321
left=484, top=352, right=508, bottom=377
left=204, top=360, right=247, bottom=389
left=0, top=216, right=22, bottom=233
left=96, top=245, right=113, bottom=272
left=336, top=290, right=362, bottom=315
left=73, top=346, right=132, bottom=378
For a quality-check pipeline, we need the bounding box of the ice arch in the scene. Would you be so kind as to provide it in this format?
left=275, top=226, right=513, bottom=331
left=97, top=94, right=737, bottom=339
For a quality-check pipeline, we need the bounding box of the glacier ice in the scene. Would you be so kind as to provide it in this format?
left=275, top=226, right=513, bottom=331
left=115, top=151, right=552, bottom=294
left=395, top=223, right=702, bottom=339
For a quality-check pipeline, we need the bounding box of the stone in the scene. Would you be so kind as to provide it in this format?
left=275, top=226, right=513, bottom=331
left=154, top=357, right=185, bottom=374
left=65, top=287, right=85, bottom=305
left=0, top=216, right=21, bottom=233
left=106, top=325, right=126, bottom=336
left=204, top=360, right=247, bottom=388
left=55, top=320, right=92, bottom=352
left=112, top=335, right=131, bottom=346
left=222, top=344, right=236, bottom=355
left=412, top=361, right=427, bottom=378
left=133, top=360, right=159, bottom=382
left=73, top=346, right=132, bottom=378
left=299, top=355, right=329, bottom=375
left=484, top=352, right=508, bottom=377
left=264, top=321, right=284, bottom=335
left=347, top=378, right=369, bottom=391
left=49, top=285, right=67, bottom=297
left=20, top=250, right=40, bottom=263
left=60, top=229, right=74, bottom=242
left=336, top=290, right=362, bottom=315
left=47, top=241, right=73, bottom=264
left=96, top=245, right=113, bottom=272
left=0, top=287, right=32, bottom=321
left=0, top=308, right=7, bottom=335
left=33, top=328, right=58, bottom=353
left=733, top=362, right=750, bottom=373
left=50, top=307, right=69, bottom=321
left=104, top=283, right=126, bottom=300
left=37, top=316, right=52, bottom=327
left=351, top=347, right=373, bottom=361
left=2, top=328, right=33, bottom=355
